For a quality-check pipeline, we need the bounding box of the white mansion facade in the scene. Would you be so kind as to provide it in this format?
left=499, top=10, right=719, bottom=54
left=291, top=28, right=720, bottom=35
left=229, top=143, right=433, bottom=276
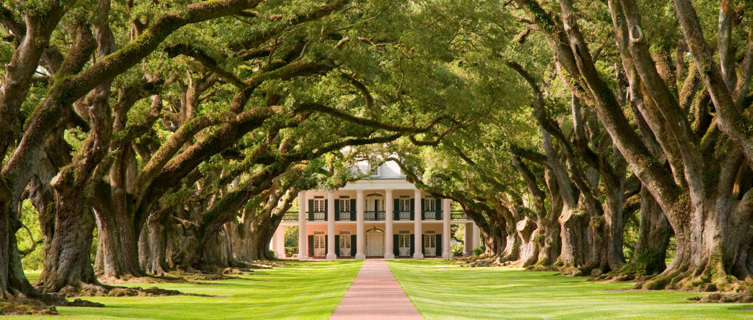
left=271, top=161, right=481, bottom=259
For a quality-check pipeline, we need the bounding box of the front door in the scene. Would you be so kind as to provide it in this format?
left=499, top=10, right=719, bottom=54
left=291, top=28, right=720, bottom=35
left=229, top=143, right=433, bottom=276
left=366, top=229, right=383, bottom=256
left=423, top=234, right=437, bottom=257
left=339, top=235, right=351, bottom=257
left=313, top=234, right=326, bottom=257
left=398, top=234, right=411, bottom=257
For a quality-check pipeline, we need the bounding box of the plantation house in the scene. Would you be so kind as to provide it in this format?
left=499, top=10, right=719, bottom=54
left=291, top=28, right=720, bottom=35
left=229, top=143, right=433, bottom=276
left=272, top=161, right=481, bottom=259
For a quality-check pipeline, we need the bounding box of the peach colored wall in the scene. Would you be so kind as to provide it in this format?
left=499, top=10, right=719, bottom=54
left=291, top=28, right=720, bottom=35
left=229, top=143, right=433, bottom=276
left=304, top=222, right=443, bottom=236
left=336, top=224, right=357, bottom=235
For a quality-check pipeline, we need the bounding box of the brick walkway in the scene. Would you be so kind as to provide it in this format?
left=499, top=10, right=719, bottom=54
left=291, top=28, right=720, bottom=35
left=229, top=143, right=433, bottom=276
left=330, top=259, right=422, bottom=319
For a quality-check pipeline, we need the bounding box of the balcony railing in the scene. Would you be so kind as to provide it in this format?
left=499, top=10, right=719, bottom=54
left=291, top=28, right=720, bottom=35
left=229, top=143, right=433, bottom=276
left=308, top=211, right=326, bottom=221
left=292, top=209, right=468, bottom=222
left=397, top=211, right=411, bottom=221
left=338, top=211, right=352, bottom=221
left=364, top=210, right=385, bottom=221
left=424, top=211, right=438, bottom=220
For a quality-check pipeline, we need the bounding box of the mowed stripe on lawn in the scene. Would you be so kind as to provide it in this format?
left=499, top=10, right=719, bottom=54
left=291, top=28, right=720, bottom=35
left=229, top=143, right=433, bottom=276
left=388, top=259, right=753, bottom=320
left=10, top=260, right=363, bottom=320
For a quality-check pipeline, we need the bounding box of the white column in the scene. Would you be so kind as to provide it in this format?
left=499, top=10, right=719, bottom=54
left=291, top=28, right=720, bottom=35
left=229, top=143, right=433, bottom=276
left=270, top=227, right=278, bottom=256
left=355, top=190, right=366, bottom=259
left=273, top=226, right=286, bottom=258
left=384, top=189, right=394, bottom=259
left=326, top=191, right=336, bottom=260
left=472, top=221, right=481, bottom=251
left=298, top=191, right=307, bottom=260
left=442, top=199, right=451, bottom=258
left=464, top=222, right=472, bottom=256
left=413, top=189, right=423, bottom=259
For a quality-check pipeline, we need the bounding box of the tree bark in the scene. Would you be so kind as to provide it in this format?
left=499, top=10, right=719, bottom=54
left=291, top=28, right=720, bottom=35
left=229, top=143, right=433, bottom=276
left=538, top=168, right=562, bottom=266
left=93, top=206, right=143, bottom=279
left=141, top=211, right=168, bottom=276
left=38, top=190, right=97, bottom=293
left=0, top=184, right=39, bottom=299
left=630, top=187, right=670, bottom=275
left=516, top=217, right=539, bottom=267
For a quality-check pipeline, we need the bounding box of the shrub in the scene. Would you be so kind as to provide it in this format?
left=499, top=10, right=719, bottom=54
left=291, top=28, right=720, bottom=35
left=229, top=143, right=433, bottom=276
left=451, top=243, right=464, bottom=256
left=473, top=247, right=483, bottom=256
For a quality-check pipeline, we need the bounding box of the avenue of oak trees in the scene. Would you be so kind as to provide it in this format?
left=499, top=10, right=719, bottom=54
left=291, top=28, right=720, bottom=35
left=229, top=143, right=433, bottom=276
left=0, top=0, right=466, bottom=308
left=1, top=0, right=753, bottom=312
left=394, top=0, right=753, bottom=297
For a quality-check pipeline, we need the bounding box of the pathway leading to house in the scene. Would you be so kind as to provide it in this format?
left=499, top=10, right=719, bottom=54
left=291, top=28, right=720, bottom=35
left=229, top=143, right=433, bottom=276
left=331, top=259, right=423, bottom=320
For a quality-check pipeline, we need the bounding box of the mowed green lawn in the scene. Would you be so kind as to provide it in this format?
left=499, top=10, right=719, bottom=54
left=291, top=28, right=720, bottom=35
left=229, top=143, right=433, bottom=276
left=388, top=259, right=753, bottom=320
left=10, top=260, right=362, bottom=320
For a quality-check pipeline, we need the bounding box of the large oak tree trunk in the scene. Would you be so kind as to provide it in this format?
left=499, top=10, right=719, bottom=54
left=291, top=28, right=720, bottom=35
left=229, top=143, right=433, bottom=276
left=201, top=228, right=231, bottom=271
left=484, top=224, right=506, bottom=258
left=95, top=141, right=143, bottom=279
left=501, top=230, right=521, bottom=262
left=535, top=217, right=560, bottom=266
left=140, top=212, right=168, bottom=276
left=38, top=192, right=97, bottom=293
left=537, top=168, right=562, bottom=267
left=604, top=186, right=626, bottom=271
left=164, top=209, right=202, bottom=272
left=93, top=208, right=142, bottom=279
left=224, top=215, right=278, bottom=263
left=627, top=187, right=670, bottom=276
left=516, top=217, right=539, bottom=267
left=0, top=187, right=38, bottom=300
left=558, top=204, right=584, bottom=268
left=645, top=193, right=753, bottom=291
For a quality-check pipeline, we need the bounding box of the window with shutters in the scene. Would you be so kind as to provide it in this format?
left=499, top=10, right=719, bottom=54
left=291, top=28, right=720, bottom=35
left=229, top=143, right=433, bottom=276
left=338, top=199, right=351, bottom=220
left=399, top=199, right=411, bottom=212
left=339, top=199, right=350, bottom=212
left=399, top=199, right=411, bottom=220
left=424, top=198, right=436, bottom=219
left=423, top=234, right=436, bottom=247
left=312, top=199, right=326, bottom=212
left=423, top=234, right=437, bottom=256
left=311, top=199, right=326, bottom=220
left=313, top=234, right=326, bottom=257
left=339, top=235, right=351, bottom=248
left=399, top=234, right=411, bottom=247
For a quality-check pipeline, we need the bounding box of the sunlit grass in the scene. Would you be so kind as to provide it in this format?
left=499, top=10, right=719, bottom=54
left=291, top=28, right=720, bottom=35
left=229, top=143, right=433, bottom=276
left=10, top=260, right=362, bottom=320
left=388, top=259, right=753, bottom=320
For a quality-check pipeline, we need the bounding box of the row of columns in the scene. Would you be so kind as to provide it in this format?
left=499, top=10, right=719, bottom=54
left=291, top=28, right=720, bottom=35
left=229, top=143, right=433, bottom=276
left=297, top=190, right=476, bottom=260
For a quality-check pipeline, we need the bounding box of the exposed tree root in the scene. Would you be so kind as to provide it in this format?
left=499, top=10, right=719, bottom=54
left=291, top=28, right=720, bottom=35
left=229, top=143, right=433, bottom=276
left=525, top=262, right=558, bottom=272
left=595, top=257, right=666, bottom=282
left=455, top=255, right=502, bottom=268
left=687, top=292, right=753, bottom=303
left=451, top=255, right=753, bottom=304
left=0, top=296, right=58, bottom=315
left=55, top=282, right=184, bottom=298
left=0, top=291, right=107, bottom=315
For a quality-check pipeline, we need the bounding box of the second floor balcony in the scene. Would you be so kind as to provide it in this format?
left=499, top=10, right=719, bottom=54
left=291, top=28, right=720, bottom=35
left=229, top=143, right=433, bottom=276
left=365, top=210, right=385, bottom=221
left=338, top=211, right=353, bottom=221
left=301, top=209, right=457, bottom=222
left=308, top=211, right=326, bottom=221
left=423, top=210, right=439, bottom=220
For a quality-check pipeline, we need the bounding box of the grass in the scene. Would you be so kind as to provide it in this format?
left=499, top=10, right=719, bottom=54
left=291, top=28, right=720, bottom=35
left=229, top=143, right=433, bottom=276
left=387, top=259, right=753, bottom=320
left=10, top=260, right=362, bottom=320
